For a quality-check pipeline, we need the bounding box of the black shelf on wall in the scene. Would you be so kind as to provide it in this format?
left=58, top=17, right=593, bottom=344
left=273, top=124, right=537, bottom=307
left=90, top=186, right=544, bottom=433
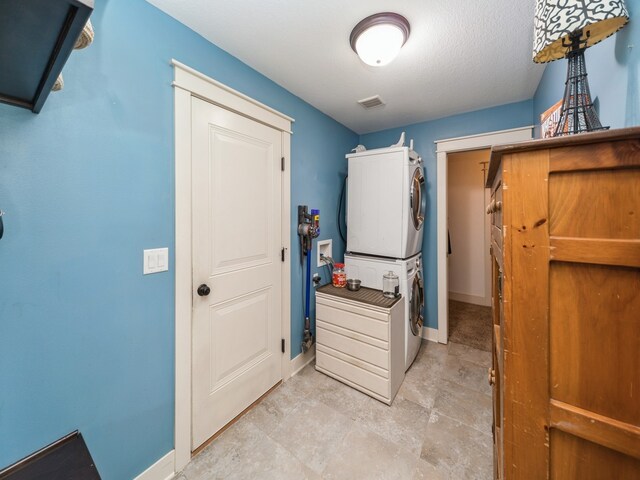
left=0, top=0, right=94, bottom=113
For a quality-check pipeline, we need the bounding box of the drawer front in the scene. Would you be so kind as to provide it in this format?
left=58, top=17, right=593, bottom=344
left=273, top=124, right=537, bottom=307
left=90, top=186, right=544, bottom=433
left=316, top=345, right=389, bottom=399
left=317, top=319, right=388, bottom=350
left=317, top=303, right=389, bottom=342
left=317, top=324, right=389, bottom=370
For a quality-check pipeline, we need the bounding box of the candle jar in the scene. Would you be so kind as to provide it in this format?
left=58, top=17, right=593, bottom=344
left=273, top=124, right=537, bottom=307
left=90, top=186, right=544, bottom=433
left=332, top=263, right=347, bottom=288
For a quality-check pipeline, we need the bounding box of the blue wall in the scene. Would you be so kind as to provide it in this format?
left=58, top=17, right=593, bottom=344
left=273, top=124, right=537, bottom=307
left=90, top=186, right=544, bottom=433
left=0, top=0, right=356, bottom=478
left=360, top=100, right=534, bottom=330
left=533, top=2, right=640, bottom=134
left=290, top=126, right=351, bottom=351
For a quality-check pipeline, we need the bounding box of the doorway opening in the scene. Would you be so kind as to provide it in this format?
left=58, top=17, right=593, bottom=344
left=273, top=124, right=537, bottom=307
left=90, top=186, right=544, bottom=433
left=446, top=148, right=492, bottom=352
left=435, top=126, right=533, bottom=345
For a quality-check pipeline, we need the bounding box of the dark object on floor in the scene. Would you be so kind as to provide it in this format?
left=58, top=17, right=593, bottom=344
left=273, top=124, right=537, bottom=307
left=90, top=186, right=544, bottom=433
left=448, top=300, right=491, bottom=352
left=0, top=431, right=101, bottom=480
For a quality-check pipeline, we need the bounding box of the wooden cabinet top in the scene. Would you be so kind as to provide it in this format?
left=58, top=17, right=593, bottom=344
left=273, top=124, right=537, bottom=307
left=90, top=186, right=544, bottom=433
left=486, top=126, right=640, bottom=187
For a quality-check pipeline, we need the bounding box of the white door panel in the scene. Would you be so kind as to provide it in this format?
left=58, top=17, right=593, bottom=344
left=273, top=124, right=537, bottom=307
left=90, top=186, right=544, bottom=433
left=191, top=97, right=282, bottom=450
left=209, top=127, right=274, bottom=273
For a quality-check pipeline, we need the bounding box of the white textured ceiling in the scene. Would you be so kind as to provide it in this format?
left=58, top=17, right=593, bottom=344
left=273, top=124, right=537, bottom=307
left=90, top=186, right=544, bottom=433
left=146, top=0, right=545, bottom=134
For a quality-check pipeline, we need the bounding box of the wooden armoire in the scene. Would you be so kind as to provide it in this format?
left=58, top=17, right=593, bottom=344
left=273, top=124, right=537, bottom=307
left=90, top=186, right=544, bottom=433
left=486, top=127, right=640, bottom=479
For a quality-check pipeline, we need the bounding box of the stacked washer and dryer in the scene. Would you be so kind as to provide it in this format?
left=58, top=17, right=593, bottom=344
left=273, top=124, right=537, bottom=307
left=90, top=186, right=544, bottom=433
left=345, top=145, right=426, bottom=371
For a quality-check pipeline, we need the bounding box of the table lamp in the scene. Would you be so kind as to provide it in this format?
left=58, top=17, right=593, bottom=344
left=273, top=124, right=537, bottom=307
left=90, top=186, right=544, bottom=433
left=533, top=0, right=629, bottom=135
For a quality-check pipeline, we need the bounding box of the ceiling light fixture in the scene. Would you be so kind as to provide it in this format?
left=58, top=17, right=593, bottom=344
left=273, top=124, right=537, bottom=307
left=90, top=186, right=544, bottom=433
left=350, top=12, right=410, bottom=67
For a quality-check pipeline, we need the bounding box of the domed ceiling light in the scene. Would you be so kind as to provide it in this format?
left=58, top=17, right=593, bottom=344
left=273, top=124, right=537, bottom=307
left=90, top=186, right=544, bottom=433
left=350, top=12, right=410, bottom=67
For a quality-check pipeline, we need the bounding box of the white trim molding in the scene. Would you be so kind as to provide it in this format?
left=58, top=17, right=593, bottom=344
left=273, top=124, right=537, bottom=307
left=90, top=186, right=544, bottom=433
left=173, top=83, right=192, bottom=473
left=434, top=126, right=533, bottom=345
left=171, top=60, right=293, bottom=133
left=290, top=345, right=316, bottom=377
left=133, top=451, right=175, bottom=480
left=449, top=291, right=491, bottom=307
left=281, top=132, right=293, bottom=382
left=434, top=126, right=533, bottom=152
left=421, top=327, right=439, bottom=343
left=173, top=60, right=293, bottom=473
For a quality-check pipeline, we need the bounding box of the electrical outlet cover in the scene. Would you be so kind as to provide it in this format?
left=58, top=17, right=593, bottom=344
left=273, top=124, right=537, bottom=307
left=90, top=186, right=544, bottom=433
left=317, top=239, right=333, bottom=267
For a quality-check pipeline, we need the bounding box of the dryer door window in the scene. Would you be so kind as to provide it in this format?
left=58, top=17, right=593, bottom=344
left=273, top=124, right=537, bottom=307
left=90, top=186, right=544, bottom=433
left=410, top=168, right=426, bottom=230
left=410, top=271, right=425, bottom=336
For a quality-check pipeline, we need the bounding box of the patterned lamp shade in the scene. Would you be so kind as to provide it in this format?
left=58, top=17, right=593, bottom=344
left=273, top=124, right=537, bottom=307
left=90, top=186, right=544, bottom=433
left=533, top=0, right=629, bottom=63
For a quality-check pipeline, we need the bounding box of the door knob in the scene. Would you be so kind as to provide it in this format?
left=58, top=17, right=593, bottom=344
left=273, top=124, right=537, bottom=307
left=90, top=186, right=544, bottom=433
left=197, top=284, right=211, bottom=297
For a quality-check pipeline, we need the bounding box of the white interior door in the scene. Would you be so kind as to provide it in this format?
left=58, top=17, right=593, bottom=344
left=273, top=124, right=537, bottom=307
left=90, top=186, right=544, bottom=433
left=191, top=96, right=283, bottom=450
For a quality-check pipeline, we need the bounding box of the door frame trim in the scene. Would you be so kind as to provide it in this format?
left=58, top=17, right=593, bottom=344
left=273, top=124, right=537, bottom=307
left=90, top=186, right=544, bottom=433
left=172, top=60, right=293, bottom=471
left=434, top=126, right=532, bottom=344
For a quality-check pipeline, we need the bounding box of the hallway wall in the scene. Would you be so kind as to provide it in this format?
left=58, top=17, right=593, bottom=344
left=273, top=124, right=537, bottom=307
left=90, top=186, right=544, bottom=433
left=447, top=149, right=491, bottom=306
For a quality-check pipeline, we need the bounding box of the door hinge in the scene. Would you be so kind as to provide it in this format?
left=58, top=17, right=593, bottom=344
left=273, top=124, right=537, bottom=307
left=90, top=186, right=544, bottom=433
left=281, top=247, right=285, bottom=262
left=281, top=157, right=285, bottom=171
left=281, top=338, right=285, bottom=353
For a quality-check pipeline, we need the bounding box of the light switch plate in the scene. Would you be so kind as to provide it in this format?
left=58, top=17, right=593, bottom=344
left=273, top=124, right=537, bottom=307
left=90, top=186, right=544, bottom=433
left=144, top=248, right=169, bottom=275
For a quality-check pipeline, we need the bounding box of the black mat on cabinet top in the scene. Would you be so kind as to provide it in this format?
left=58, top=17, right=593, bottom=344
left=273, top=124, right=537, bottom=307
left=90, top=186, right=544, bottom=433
left=316, top=283, right=402, bottom=308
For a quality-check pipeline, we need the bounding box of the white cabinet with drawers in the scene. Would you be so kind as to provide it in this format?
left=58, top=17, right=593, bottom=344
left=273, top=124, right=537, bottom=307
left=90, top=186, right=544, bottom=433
left=315, top=285, right=405, bottom=405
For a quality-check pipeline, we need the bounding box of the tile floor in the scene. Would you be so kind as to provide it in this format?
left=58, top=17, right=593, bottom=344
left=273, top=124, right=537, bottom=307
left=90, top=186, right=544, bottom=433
left=178, top=340, right=493, bottom=480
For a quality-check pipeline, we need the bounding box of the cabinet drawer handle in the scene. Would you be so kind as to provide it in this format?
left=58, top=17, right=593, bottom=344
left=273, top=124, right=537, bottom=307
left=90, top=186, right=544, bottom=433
left=495, top=201, right=502, bottom=212
left=486, top=200, right=496, bottom=214
left=488, top=367, right=496, bottom=386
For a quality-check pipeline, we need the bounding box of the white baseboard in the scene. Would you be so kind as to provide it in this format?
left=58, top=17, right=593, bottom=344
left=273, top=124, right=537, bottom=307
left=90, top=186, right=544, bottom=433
left=421, top=327, right=439, bottom=343
left=289, top=344, right=316, bottom=377
left=133, top=450, right=175, bottom=480
left=449, top=291, right=490, bottom=307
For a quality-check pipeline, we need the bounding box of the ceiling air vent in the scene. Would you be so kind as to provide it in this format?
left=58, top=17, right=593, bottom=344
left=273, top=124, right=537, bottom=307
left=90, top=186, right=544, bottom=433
left=357, top=95, right=385, bottom=109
